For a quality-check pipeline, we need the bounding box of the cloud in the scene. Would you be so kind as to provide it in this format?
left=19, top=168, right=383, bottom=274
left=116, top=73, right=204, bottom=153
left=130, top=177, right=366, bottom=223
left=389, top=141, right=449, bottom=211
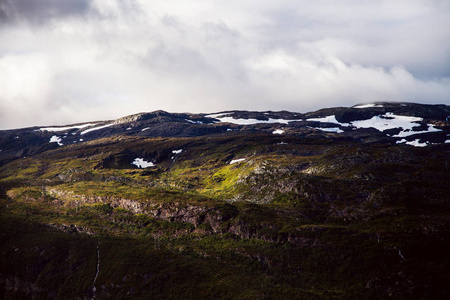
left=0, top=0, right=449, bottom=129
left=0, top=0, right=90, bottom=24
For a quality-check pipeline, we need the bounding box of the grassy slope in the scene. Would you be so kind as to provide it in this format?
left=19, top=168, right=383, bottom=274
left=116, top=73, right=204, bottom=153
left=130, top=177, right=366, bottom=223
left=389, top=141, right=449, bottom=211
left=0, top=133, right=449, bottom=299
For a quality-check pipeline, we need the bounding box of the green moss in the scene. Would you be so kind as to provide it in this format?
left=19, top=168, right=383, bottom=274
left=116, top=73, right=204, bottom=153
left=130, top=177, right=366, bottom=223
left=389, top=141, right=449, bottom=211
left=0, top=132, right=449, bottom=299
left=92, top=203, right=114, bottom=214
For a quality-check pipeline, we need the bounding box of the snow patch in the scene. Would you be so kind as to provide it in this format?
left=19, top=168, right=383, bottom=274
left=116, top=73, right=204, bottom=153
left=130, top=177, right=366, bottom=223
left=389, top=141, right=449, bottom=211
left=311, top=127, right=344, bottom=133
left=273, top=129, right=284, bottom=134
left=406, top=140, right=428, bottom=147
left=131, top=158, right=155, bottom=168
left=305, top=112, right=442, bottom=139
left=353, top=104, right=383, bottom=109
left=205, top=113, right=225, bottom=119
left=306, top=115, right=350, bottom=126
left=207, top=114, right=297, bottom=125
left=49, top=135, right=63, bottom=146
left=230, top=158, right=246, bottom=165
left=351, top=113, right=422, bottom=131
left=392, top=124, right=442, bottom=137
left=39, top=123, right=96, bottom=132
left=80, top=124, right=113, bottom=135
left=171, top=149, right=182, bottom=160
left=396, top=139, right=428, bottom=147
left=185, top=119, right=203, bottom=124
left=217, top=117, right=295, bottom=125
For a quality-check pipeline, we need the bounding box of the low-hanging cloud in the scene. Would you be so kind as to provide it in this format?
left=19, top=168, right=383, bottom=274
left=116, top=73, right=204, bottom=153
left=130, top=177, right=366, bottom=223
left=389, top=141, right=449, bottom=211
left=0, top=0, right=449, bottom=129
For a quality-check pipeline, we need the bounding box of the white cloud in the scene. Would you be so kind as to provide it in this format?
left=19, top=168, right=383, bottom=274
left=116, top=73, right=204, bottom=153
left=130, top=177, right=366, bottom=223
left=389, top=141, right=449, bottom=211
left=0, top=0, right=449, bottom=129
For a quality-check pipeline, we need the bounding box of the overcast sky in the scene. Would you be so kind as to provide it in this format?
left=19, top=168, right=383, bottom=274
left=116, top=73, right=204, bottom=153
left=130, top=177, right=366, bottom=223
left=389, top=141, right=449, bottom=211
left=1, top=0, right=449, bottom=129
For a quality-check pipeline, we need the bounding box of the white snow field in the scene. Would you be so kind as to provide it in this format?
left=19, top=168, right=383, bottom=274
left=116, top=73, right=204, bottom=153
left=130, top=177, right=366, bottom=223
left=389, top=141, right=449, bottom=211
left=306, top=113, right=441, bottom=146
left=206, top=114, right=298, bottom=125
left=49, top=135, right=63, bottom=146
left=80, top=124, right=113, bottom=135
left=131, top=158, right=155, bottom=168
left=230, top=158, right=246, bottom=164
left=306, top=115, right=350, bottom=126
left=350, top=113, right=423, bottom=131
left=353, top=104, right=384, bottom=109
left=311, top=127, right=344, bottom=133
left=39, top=123, right=96, bottom=132
left=392, top=124, right=442, bottom=137
left=396, top=139, right=428, bottom=147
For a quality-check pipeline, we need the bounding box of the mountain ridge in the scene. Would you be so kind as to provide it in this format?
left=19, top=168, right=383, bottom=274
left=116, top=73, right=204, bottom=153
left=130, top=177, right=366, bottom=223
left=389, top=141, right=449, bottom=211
left=4, top=101, right=449, bottom=130
left=1, top=102, right=449, bottom=165
left=0, top=101, right=449, bottom=299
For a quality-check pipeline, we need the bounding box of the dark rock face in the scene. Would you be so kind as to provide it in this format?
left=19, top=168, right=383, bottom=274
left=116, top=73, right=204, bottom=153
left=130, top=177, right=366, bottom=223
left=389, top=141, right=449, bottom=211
left=335, top=109, right=380, bottom=123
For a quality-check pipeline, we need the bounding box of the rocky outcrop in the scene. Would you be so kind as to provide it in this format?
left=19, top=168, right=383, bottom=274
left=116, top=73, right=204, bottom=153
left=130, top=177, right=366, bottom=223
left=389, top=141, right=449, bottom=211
left=45, top=188, right=321, bottom=244
left=45, top=223, right=95, bottom=235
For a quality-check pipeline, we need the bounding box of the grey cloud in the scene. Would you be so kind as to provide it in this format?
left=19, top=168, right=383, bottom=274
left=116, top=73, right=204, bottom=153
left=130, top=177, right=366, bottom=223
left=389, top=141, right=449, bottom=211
left=0, top=0, right=90, bottom=25
left=146, top=44, right=217, bottom=78
left=0, top=0, right=14, bottom=23
left=254, top=0, right=450, bottom=79
left=0, top=0, right=449, bottom=129
left=201, top=21, right=240, bottom=43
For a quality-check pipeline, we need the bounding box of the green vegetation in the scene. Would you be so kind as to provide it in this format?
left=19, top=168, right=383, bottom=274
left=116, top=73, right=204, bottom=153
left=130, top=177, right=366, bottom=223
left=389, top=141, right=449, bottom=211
left=0, top=133, right=449, bottom=299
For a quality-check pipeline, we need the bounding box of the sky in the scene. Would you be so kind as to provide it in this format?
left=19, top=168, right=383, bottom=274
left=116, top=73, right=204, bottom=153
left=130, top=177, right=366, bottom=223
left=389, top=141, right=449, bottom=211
left=0, top=0, right=449, bottom=129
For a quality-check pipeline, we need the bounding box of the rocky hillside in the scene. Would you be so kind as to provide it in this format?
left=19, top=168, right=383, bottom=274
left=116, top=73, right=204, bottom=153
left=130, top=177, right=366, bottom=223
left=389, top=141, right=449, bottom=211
left=0, top=102, right=449, bottom=299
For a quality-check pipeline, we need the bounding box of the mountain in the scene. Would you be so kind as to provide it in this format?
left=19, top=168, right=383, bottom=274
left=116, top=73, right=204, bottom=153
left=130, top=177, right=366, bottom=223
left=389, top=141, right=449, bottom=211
left=0, top=102, right=449, bottom=299
left=1, top=102, right=449, bottom=165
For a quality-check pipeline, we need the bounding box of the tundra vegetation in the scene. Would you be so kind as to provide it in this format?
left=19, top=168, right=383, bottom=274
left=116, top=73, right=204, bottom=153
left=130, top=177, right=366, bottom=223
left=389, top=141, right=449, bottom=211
left=0, top=104, right=449, bottom=299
